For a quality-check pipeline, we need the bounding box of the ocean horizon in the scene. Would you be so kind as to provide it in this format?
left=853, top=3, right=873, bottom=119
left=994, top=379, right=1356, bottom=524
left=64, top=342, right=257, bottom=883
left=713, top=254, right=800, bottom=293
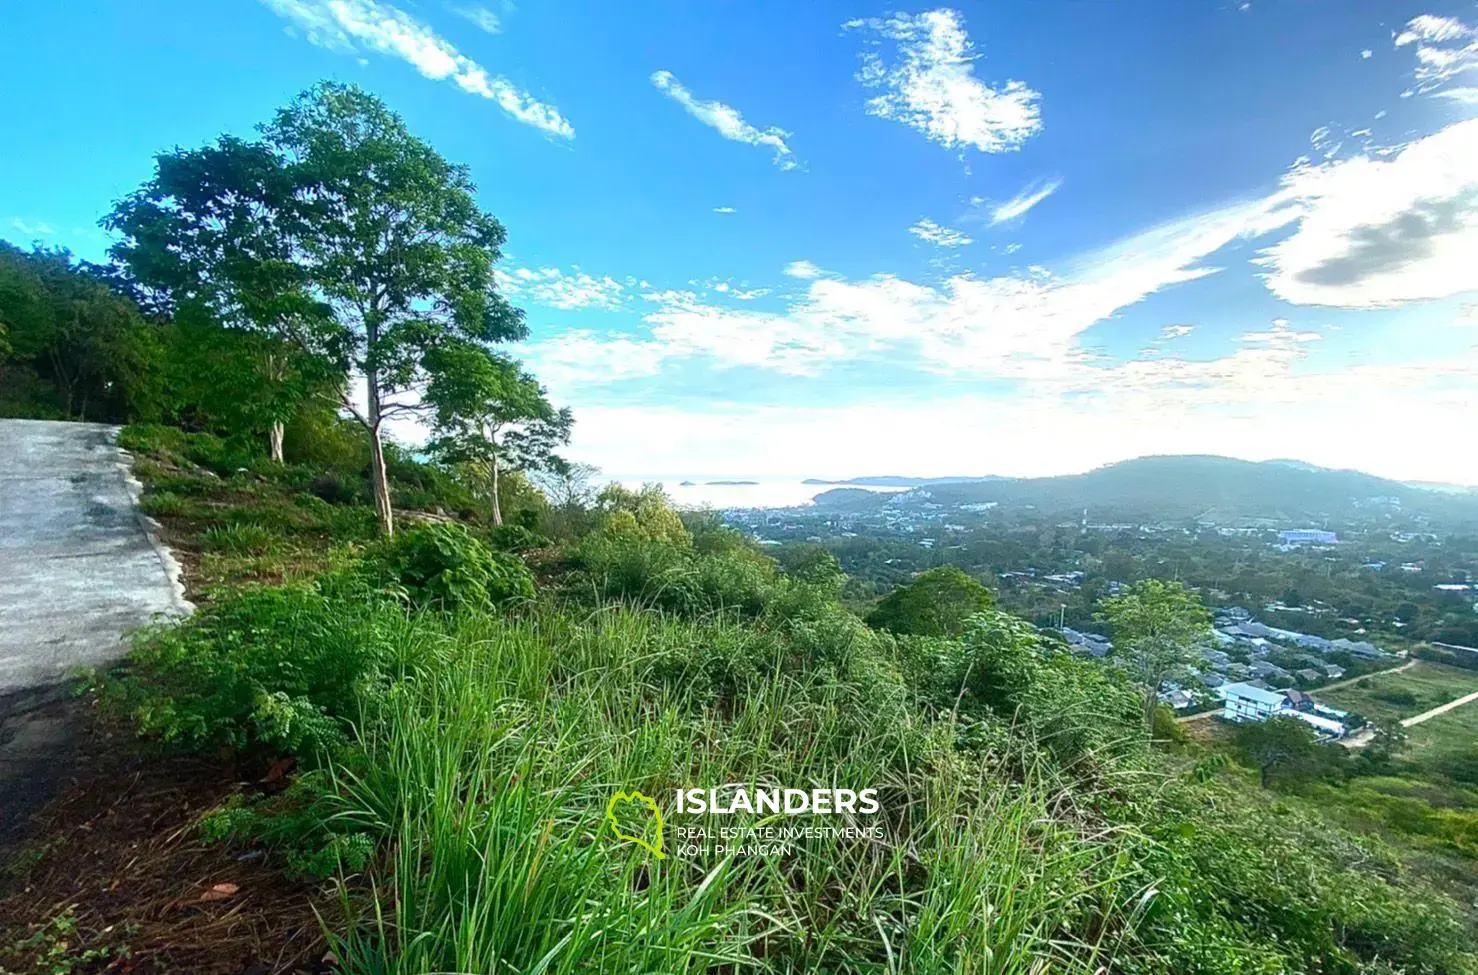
left=605, top=476, right=908, bottom=510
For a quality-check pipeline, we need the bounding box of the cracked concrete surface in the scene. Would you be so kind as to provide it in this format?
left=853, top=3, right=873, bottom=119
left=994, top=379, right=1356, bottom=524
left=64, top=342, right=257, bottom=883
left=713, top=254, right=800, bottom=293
left=0, top=419, right=191, bottom=698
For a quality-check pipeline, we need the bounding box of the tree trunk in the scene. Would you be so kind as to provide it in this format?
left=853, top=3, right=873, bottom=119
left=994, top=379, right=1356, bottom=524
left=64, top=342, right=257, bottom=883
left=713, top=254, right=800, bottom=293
left=269, top=421, right=285, bottom=464
left=366, top=369, right=394, bottom=537
left=489, top=454, right=502, bottom=526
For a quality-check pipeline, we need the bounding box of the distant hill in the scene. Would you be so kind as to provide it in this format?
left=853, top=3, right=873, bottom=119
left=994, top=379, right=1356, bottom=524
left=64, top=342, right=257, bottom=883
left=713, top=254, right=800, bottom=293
left=813, top=456, right=1478, bottom=526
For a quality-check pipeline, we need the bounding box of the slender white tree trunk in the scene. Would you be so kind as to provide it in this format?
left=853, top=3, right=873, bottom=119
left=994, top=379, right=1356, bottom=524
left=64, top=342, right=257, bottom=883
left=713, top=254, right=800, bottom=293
left=490, top=454, right=502, bottom=526
left=366, top=369, right=394, bottom=536
left=269, top=420, right=285, bottom=464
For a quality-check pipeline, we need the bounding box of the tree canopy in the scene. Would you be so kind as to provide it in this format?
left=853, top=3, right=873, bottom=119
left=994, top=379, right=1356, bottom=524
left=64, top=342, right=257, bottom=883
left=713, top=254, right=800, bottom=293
left=865, top=565, right=994, bottom=638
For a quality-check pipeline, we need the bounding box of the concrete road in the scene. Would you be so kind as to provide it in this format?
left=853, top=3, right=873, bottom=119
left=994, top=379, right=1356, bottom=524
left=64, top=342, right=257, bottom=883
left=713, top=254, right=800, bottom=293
left=0, top=419, right=191, bottom=699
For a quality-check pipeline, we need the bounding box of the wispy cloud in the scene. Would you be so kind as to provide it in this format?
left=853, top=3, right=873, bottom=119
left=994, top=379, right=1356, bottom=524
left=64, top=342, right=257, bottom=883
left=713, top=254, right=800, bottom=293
left=1160, top=324, right=1195, bottom=339
left=908, top=217, right=973, bottom=247
left=496, top=267, right=627, bottom=309
left=9, top=218, right=56, bottom=237
left=650, top=70, right=798, bottom=169
left=449, top=3, right=502, bottom=34
left=782, top=260, right=825, bottom=279
left=846, top=8, right=1042, bottom=154
left=990, top=178, right=1061, bottom=224
left=1394, top=13, right=1478, bottom=95
left=258, top=0, right=572, bottom=137
left=713, top=206, right=737, bottom=214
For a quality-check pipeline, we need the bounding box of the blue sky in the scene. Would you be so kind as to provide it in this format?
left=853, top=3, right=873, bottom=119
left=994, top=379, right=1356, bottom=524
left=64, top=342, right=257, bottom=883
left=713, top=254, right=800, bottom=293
left=3, top=1, right=1477, bottom=482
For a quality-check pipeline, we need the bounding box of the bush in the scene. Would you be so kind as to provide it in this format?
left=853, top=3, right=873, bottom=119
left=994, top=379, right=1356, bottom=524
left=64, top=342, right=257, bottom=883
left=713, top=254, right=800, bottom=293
left=866, top=566, right=994, bottom=637
left=201, top=523, right=278, bottom=556
left=107, top=583, right=427, bottom=757
left=369, top=522, right=534, bottom=612
left=140, top=490, right=189, bottom=518
left=310, top=470, right=363, bottom=505
left=486, top=523, right=546, bottom=553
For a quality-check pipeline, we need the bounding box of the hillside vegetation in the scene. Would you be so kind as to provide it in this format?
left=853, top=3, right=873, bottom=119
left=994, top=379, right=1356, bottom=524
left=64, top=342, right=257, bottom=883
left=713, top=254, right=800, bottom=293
left=30, top=424, right=1470, bottom=973
left=2, top=82, right=1476, bottom=974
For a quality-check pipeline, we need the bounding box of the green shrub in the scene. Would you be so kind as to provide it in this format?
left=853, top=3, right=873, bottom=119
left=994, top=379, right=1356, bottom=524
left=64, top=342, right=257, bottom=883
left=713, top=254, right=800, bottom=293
left=369, top=522, right=534, bottom=612
left=107, top=583, right=429, bottom=756
left=486, top=523, right=546, bottom=553
left=140, top=490, right=188, bottom=517
left=310, top=470, right=363, bottom=505
left=119, top=423, right=188, bottom=457
left=201, top=523, right=278, bottom=556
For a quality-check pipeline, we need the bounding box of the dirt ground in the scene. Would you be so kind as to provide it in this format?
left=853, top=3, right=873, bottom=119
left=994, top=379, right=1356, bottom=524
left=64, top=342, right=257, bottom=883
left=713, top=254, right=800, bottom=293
left=0, top=698, right=330, bottom=975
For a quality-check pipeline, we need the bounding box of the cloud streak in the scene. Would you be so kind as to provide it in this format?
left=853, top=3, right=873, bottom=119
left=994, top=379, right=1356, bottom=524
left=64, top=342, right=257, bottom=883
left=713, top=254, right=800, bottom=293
left=259, top=0, right=573, bottom=137
left=990, top=178, right=1061, bottom=223
left=650, top=70, right=798, bottom=169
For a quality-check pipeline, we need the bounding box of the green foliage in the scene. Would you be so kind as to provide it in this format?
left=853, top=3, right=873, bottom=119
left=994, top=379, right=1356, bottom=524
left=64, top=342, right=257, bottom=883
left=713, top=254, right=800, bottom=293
left=1232, top=715, right=1344, bottom=789
left=106, top=583, right=429, bottom=757
left=865, top=565, right=994, bottom=637
left=423, top=340, right=571, bottom=525
left=594, top=483, right=691, bottom=545
left=201, top=522, right=277, bottom=555
left=0, top=242, right=162, bottom=423
left=1098, top=578, right=1212, bottom=721
left=367, top=522, right=534, bottom=612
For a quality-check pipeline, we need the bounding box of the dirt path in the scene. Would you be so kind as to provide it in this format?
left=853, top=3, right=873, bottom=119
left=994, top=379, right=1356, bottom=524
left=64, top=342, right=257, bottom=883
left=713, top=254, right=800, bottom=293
left=1401, top=687, right=1478, bottom=728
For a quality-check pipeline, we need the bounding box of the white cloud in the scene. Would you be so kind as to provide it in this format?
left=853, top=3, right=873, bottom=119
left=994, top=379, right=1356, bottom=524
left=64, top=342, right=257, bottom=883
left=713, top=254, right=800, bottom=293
left=1160, top=324, right=1195, bottom=339
left=908, top=217, right=973, bottom=247
left=650, top=70, right=798, bottom=169
left=8, top=218, right=55, bottom=237
left=782, top=260, right=826, bottom=279
left=259, top=0, right=572, bottom=137
left=558, top=196, right=1299, bottom=383
left=1436, top=86, right=1478, bottom=105
left=521, top=330, right=668, bottom=392
left=1361, top=49, right=1373, bottom=60
left=990, top=178, right=1061, bottom=224
left=1258, top=117, right=1478, bottom=308
left=847, top=8, right=1042, bottom=154
left=449, top=3, right=501, bottom=34
left=713, top=206, right=737, bottom=214
left=497, top=267, right=627, bottom=309
left=1394, top=14, right=1478, bottom=94
left=564, top=346, right=1478, bottom=482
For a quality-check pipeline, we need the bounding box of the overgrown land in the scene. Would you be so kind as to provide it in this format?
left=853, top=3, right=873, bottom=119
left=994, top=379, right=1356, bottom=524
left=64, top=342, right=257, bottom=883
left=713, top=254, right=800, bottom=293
left=2, top=82, right=1477, bottom=974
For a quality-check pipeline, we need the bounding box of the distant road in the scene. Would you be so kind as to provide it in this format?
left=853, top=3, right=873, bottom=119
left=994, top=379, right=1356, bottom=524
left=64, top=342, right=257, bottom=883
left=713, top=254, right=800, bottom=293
left=1401, top=688, right=1478, bottom=728
left=0, top=420, right=191, bottom=700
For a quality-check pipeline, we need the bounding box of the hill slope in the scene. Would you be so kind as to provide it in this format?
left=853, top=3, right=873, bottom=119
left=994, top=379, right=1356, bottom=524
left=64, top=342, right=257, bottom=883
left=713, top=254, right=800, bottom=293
left=820, top=455, right=1478, bottom=525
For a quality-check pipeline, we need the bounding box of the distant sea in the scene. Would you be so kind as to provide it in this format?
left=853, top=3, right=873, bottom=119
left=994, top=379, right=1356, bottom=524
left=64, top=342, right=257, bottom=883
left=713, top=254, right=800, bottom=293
left=606, top=476, right=908, bottom=510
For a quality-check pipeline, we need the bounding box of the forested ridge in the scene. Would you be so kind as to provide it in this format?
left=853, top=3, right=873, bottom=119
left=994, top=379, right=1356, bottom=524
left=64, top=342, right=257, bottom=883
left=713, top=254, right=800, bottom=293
left=2, top=83, right=1477, bottom=974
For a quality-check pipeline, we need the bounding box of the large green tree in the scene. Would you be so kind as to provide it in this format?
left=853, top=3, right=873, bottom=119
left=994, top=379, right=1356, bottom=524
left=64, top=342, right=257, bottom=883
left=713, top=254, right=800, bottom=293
left=424, top=341, right=571, bottom=526
left=0, top=243, right=160, bottom=421
left=865, top=566, right=994, bottom=638
left=1232, top=715, right=1341, bottom=789
left=107, top=136, right=330, bottom=462
left=261, top=83, right=528, bottom=535
left=108, top=83, right=528, bottom=533
left=1097, top=578, right=1212, bottom=726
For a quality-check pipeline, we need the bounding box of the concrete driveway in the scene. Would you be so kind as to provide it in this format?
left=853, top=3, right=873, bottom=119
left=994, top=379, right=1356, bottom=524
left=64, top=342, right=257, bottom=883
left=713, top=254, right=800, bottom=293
left=0, top=419, right=191, bottom=700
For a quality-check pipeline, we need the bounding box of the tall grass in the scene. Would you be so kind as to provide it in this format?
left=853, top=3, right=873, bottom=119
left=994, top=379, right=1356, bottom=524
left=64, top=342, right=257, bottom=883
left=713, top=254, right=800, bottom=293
left=318, top=608, right=1143, bottom=974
